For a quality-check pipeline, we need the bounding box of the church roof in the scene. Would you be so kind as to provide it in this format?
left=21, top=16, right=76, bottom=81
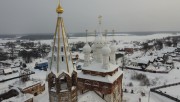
left=78, top=69, right=122, bottom=83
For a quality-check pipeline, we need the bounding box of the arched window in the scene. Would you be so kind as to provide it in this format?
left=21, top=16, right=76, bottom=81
left=48, top=75, right=56, bottom=92
left=54, top=96, right=57, bottom=102
left=85, top=80, right=91, bottom=85
left=59, top=75, right=68, bottom=90
left=71, top=73, right=77, bottom=86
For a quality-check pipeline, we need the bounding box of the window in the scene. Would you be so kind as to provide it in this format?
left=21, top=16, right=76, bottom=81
left=60, top=76, right=68, bottom=90
left=68, top=56, right=71, bottom=61
left=62, top=56, right=64, bottom=62
left=61, top=47, right=63, bottom=52
left=54, top=56, right=56, bottom=61
left=54, top=47, right=57, bottom=52
left=54, top=96, right=57, bottom=102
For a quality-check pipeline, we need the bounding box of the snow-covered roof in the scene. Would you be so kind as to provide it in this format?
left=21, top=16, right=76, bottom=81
left=36, top=59, right=48, bottom=64
left=3, top=68, right=12, bottom=74
left=137, top=57, right=149, bottom=64
left=81, top=61, right=119, bottom=73
left=50, top=61, right=76, bottom=78
left=78, top=69, right=122, bottom=83
left=12, top=79, right=44, bottom=90
left=2, top=93, right=33, bottom=102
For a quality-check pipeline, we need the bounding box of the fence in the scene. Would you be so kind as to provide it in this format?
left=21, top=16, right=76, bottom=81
left=125, top=66, right=169, bottom=74
left=150, top=82, right=180, bottom=102
left=0, top=71, right=35, bottom=83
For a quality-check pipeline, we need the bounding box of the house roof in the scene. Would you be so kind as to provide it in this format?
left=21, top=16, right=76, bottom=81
left=3, top=68, right=12, bottom=74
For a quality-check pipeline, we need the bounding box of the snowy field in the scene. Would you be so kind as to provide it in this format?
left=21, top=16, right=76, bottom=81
left=34, top=33, right=180, bottom=45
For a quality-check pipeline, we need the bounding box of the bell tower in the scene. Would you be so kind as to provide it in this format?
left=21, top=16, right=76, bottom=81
left=47, top=1, right=78, bottom=102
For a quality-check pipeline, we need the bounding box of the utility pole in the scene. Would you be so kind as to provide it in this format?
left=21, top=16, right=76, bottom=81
left=148, top=90, right=151, bottom=102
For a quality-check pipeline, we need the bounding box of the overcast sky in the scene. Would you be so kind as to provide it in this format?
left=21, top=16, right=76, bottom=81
left=0, top=0, right=180, bottom=34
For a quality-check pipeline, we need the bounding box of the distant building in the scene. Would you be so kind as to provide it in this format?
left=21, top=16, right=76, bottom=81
left=11, top=68, right=45, bottom=96
left=0, top=88, right=33, bottom=102
left=0, top=68, right=12, bottom=75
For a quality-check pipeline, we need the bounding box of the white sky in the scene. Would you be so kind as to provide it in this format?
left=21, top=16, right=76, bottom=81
left=0, top=0, right=180, bottom=34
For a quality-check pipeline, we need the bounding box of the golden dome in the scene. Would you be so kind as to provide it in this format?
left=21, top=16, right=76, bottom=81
left=56, top=3, right=64, bottom=14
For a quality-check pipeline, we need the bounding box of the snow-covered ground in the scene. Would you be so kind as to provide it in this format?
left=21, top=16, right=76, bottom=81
left=1, top=33, right=180, bottom=102
left=122, top=61, right=180, bottom=102
left=158, top=85, right=180, bottom=98
left=33, top=33, right=180, bottom=45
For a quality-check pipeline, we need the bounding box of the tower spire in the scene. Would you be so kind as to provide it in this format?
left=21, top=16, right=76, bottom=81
left=48, top=0, right=78, bottom=101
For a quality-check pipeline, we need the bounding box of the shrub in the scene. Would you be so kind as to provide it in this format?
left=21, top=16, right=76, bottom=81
left=128, top=82, right=133, bottom=87
left=131, top=72, right=150, bottom=86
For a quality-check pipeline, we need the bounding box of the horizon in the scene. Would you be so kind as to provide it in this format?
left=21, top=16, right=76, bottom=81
left=1, top=31, right=180, bottom=36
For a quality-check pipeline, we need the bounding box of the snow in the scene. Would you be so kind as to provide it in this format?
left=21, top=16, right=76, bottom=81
left=82, top=61, right=119, bottom=72
left=1, top=33, right=180, bottom=102
left=2, top=93, right=33, bottom=102
left=123, top=92, right=175, bottom=102
left=78, top=69, right=122, bottom=83
left=137, top=57, right=149, bottom=64
left=36, top=59, right=48, bottom=64
left=50, top=61, right=75, bottom=78
left=78, top=91, right=105, bottom=102
left=3, top=68, right=12, bottom=74
left=12, top=79, right=44, bottom=90
left=158, top=85, right=180, bottom=98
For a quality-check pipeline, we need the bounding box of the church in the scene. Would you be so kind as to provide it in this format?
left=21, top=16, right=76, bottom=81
left=47, top=0, right=123, bottom=102
left=77, top=16, right=123, bottom=102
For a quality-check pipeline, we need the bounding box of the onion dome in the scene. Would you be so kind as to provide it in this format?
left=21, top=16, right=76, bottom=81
left=56, top=3, right=64, bottom=14
left=110, top=43, right=116, bottom=52
left=83, top=43, right=91, bottom=53
left=91, top=44, right=96, bottom=51
left=102, top=45, right=111, bottom=55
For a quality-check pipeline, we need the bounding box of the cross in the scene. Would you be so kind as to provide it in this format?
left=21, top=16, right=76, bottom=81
left=98, top=15, right=102, bottom=25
